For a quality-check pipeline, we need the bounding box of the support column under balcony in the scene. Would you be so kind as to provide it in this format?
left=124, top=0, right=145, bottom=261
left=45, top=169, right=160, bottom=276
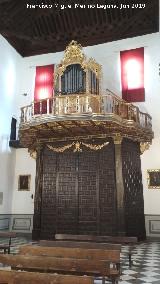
left=113, top=134, right=126, bottom=236
left=32, top=146, right=43, bottom=240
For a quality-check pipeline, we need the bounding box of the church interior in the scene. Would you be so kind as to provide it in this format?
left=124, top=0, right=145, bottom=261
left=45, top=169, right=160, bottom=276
left=0, top=0, right=160, bottom=283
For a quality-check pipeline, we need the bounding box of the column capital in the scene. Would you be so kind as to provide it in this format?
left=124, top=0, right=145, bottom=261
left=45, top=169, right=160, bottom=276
left=28, top=144, right=44, bottom=159
left=140, top=142, right=150, bottom=154
left=113, top=134, right=123, bottom=145
left=28, top=149, right=37, bottom=159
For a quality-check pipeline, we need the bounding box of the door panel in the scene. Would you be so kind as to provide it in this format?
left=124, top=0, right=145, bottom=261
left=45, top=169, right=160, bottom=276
left=78, top=172, right=98, bottom=234
left=56, top=172, right=77, bottom=233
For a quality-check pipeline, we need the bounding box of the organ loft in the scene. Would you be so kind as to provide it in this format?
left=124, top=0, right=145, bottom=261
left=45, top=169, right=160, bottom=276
left=19, top=41, right=153, bottom=240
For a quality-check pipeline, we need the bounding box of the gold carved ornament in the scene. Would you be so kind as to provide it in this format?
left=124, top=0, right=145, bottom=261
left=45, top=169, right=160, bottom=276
left=54, top=40, right=102, bottom=83
left=47, top=142, right=75, bottom=153
left=47, top=141, right=109, bottom=153
left=87, top=58, right=102, bottom=79
left=54, top=40, right=86, bottom=81
left=82, top=141, right=109, bottom=150
left=112, top=134, right=123, bottom=145
left=73, top=141, right=82, bottom=152
left=140, top=142, right=150, bottom=154
left=28, top=149, right=37, bottom=159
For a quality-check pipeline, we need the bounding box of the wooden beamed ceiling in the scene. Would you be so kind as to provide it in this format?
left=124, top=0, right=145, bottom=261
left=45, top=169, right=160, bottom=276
left=0, top=0, right=159, bottom=56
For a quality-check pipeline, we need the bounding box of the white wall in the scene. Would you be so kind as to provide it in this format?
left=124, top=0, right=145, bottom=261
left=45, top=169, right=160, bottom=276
left=11, top=149, right=35, bottom=214
left=0, top=36, right=21, bottom=214
left=142, top=138, right=160, bottom=215
left=0, top=36, right=36, bottom=217
left=16, top=50, right=64, bottom=119
left=16, top=32, right=160, bottom=218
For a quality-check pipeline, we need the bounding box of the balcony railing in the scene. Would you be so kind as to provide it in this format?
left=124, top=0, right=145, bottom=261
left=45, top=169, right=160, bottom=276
left=20, top=92, right=152, bottom=130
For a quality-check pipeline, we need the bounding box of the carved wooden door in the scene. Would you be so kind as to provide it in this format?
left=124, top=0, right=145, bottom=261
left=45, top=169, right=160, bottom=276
left=56, top=172, right=77, bottom=233
left=78, top=171, right=98, bottom=234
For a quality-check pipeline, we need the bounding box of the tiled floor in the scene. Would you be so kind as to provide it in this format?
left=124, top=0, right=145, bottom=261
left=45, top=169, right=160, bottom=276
left=104, top=240, right=160, bottom=283
left=0, top=236, right=36, bottom=255
left=0, top=237, right=160, bottom=283
left=120, top=240, right=160, bottom=284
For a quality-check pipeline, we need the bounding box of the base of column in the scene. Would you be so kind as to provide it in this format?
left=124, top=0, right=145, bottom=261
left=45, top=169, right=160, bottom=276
left=32, top=229, right=41, bottom=240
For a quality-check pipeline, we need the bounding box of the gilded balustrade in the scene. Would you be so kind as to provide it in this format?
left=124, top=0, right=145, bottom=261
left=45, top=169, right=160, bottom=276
left=20, top=93, right=152, bottom=130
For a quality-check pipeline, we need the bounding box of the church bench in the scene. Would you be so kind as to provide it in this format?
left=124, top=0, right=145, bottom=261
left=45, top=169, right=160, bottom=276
left=96, top=235, right=138, bottom=267
left=39, top=240, right=121, bottom=271
left=55, top=233, right=137, bottom=244
left=19, top=244, right=121, bottom=265
left=20, top=244, right=121, bottom=278
left=39, top=240, right=121, bottom=272
left=0, top=270, right=93, bottom=284
left=55, top=234, right=138, bottom=267
left=40, top=240, right=121, bottom=250
left=0, top=253, right=119, bottom=284
left=0, top=231, right=17, bottom=254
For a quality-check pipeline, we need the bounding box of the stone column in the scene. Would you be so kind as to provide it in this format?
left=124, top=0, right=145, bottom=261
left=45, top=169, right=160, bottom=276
left=32, top=146, right=43, bottom=240
left=113, top=134, right=125, bottom=236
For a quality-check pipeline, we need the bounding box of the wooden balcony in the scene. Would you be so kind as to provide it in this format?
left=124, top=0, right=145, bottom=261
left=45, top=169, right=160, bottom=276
left=19, top=91, right=153, bottom=148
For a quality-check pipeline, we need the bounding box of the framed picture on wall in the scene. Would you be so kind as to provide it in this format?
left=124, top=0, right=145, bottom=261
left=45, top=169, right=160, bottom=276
left=18, top=175, right=31, bottom=191
left=147, top=169, right=160, bottom=189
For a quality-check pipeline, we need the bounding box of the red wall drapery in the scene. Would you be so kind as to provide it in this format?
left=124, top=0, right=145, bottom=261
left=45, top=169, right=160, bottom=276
left=34, top=64, right=54, bottom=114
left=120, top=48, right=145, bottom=102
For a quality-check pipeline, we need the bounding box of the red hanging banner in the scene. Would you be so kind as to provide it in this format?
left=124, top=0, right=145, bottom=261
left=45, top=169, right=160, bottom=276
left=120, top=48, right=145, bottom=102
left=34, top=64, right=54, bottom=114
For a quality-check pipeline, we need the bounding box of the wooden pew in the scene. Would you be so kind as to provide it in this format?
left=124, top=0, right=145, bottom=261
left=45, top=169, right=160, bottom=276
left=20, top=244, right=120, bottom=264
left=40, top=240, right=121, bottom=250
left=0, top=231, right=17, bottom=254
left=20, top=245, right=120, bottom=279
left=0, top=270, right=93, bottom=284
left=20, top=244, right=120, bottom=282
left=39, top=240, right=121, bottom=272
left=55, top=234, right=138, bottom=266
left=0, top=254, right=119, bottom=284
left=55, top=234, right=137, bottom=244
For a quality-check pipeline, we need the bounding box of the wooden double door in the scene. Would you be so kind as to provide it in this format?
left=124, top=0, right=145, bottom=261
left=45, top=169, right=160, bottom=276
left=40, top=143, right=117, bottom=238
left=56, top=171, right=98, bottom=234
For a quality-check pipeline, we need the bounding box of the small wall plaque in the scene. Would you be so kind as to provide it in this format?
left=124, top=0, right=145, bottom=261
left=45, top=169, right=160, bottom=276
left=147, top=169, right=160, bottom=189
left=18, top=175, right=31, bottom=191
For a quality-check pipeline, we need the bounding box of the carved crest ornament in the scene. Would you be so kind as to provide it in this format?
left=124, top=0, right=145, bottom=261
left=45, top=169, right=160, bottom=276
left=54, top=40, right=102, bottom=81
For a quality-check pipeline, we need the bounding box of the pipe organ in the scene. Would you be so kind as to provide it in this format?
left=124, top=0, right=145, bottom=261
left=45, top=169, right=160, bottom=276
left=54, top=41, right=101, bottom=96
left=60, top=64, right=86, bottom=94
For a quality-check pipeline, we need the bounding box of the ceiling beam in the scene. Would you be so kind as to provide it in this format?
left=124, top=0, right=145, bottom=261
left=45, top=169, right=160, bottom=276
left=112, top=0, right=158, bottom=37
left=0, top=0, right=12, bottom=3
